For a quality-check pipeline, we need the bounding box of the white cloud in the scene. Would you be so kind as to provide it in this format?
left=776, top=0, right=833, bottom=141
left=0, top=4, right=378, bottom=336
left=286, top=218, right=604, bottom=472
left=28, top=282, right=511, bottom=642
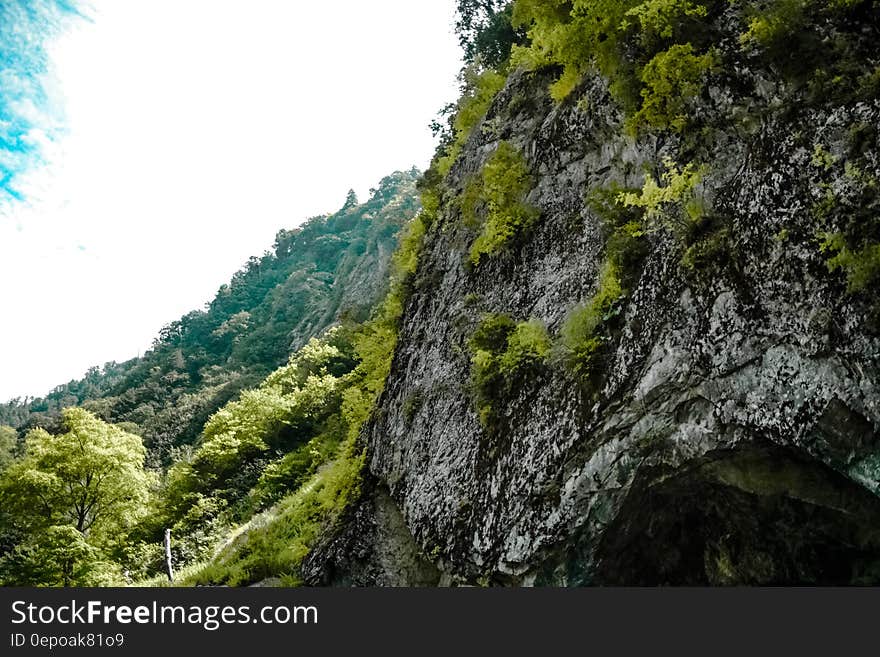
left=0, top=0, right=462, bottom=401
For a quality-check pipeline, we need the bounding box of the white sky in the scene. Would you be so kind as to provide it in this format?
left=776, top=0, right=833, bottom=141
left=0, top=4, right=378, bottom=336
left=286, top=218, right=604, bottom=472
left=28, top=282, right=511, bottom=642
left=0, top=0, right=462, bottom=402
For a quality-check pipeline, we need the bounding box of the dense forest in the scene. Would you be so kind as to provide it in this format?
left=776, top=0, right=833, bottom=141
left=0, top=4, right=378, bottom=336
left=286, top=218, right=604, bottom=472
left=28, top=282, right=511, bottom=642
left=2, top=0, right=879, bottom=586
left=0, top=170, right=420, bottom=467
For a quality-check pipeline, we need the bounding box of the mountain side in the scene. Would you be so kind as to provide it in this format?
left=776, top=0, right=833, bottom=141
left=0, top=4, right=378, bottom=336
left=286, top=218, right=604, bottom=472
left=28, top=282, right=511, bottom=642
left=306, top=0, right=880, bottom=585
left=0, top=170, right=421, bottom=465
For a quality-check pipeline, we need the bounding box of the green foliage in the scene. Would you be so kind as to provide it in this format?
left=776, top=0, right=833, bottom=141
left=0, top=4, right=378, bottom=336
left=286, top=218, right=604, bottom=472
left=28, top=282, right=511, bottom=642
left=0, top=525, right=119, bottom=587
left=858, top=66, right=880, bottom=100
left=391, top=215, right=427, bottom=283
left=249, top=419, right=343, bottom=511
left=622, top=0, right=707, bottom=38
left=471, top=313, right=519, bottom=355
left=608, top=163, right=721, bottom=276
left=419, top=184, right=441, bottom=227
left=1, top=409, right=152, bottom=536
left=416, top=163, right=445, bottom=234
left=161, top=206, right=430, bottom=585
left=455, top=0, right=525, bottom=69
left=631, top=44, right=716, bottom=131
left=0, top=425, right=16, bottom=472
left=467, top=141, right=540, bottom=265
left=402, top=388, right=425, bottom=426
left=512, top=0, right=632, bottom=100
left=0, top=409, right=153, bottom=585
left=157, top=329, right=356, bottom=540
left=500, top=320, right=552, bottom=371
left=197, top=389, right=292, bottom=470
left=559, top=186, right=649, bottom=385
left=737, top=0, right=873, bottom=101
left=810, top=149, right=880, bottom=301
left=820, top=233, right=880, bottom=293
left=619, top=157, right=705, bottom=234
left=739, top=0, right=808, bottom=49
left=560, top=261, right=625, bottom=382
left=680, top=215, right=732, bottom=274
left=738, top=0, right=864, bottom=51
left=460, top=175, right=485, bottom=229
left=549, top=66, right=584, bottom=102
left=469, top=315, right=550, bottom=425
left=449, top=3, right=873, bottom=231
left=512, top=0, right=715, bottom=117
left=200, top=353, right=342, bottom=477
left=183, top=435, right=364, bottom=587
left=436, top=68, right=507, bottom=177
left=811, top=143, right=838, bottom=171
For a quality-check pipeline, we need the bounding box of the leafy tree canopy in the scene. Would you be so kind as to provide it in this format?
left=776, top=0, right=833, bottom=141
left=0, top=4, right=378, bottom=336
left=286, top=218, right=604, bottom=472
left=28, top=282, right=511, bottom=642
left=1, top=408, right=153, bottom=536
left=0, top=409, right=153, bottom=585
left=455, top=0, right=523, bottom=69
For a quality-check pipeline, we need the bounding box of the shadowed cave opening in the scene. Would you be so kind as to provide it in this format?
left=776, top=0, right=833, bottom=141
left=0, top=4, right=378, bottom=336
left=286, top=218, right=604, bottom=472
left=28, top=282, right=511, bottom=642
left=593, top=442, right=880, bottom=585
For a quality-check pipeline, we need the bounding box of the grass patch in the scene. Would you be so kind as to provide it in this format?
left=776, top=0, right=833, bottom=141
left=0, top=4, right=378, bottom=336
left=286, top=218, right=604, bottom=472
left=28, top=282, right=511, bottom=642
left=181, top=437, right=364, bottom=587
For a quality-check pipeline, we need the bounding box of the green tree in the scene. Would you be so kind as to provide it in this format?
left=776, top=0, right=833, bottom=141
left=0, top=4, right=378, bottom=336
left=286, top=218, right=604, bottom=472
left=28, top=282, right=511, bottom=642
left=0, top=526, right=115, bottom=587
left=0, top=408, right=153, bottom=585
left=0, top=425, right=16, bottom=471
left=456, top=0, right=523, bottom=68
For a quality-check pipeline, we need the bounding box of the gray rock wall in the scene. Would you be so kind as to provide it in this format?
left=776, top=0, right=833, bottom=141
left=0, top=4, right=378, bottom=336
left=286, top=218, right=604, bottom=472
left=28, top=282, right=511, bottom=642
left=313, top=32, right=880, bottom=585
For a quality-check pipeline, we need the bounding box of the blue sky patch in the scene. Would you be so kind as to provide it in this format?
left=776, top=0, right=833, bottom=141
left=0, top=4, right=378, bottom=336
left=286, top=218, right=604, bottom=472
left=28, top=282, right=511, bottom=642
left=0, top=0, right=81, bottom=207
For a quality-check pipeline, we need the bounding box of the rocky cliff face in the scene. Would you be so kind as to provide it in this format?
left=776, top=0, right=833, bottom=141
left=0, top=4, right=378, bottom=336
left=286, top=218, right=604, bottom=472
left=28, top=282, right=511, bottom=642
left=307, top=7, right=880, bottom=585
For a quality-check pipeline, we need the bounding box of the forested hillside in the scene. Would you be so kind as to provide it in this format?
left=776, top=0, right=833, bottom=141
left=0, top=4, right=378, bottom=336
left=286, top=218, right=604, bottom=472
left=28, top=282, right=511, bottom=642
left=0, top=170, right=420, bottom=466
left=0, top=167, right=423, bottom=585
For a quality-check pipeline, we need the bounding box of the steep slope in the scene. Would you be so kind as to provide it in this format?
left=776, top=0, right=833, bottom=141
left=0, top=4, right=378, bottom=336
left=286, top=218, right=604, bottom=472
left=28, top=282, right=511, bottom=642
left=307, top=1, right=880, bottom=585
left=0, top=170, right=420, bottom=464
